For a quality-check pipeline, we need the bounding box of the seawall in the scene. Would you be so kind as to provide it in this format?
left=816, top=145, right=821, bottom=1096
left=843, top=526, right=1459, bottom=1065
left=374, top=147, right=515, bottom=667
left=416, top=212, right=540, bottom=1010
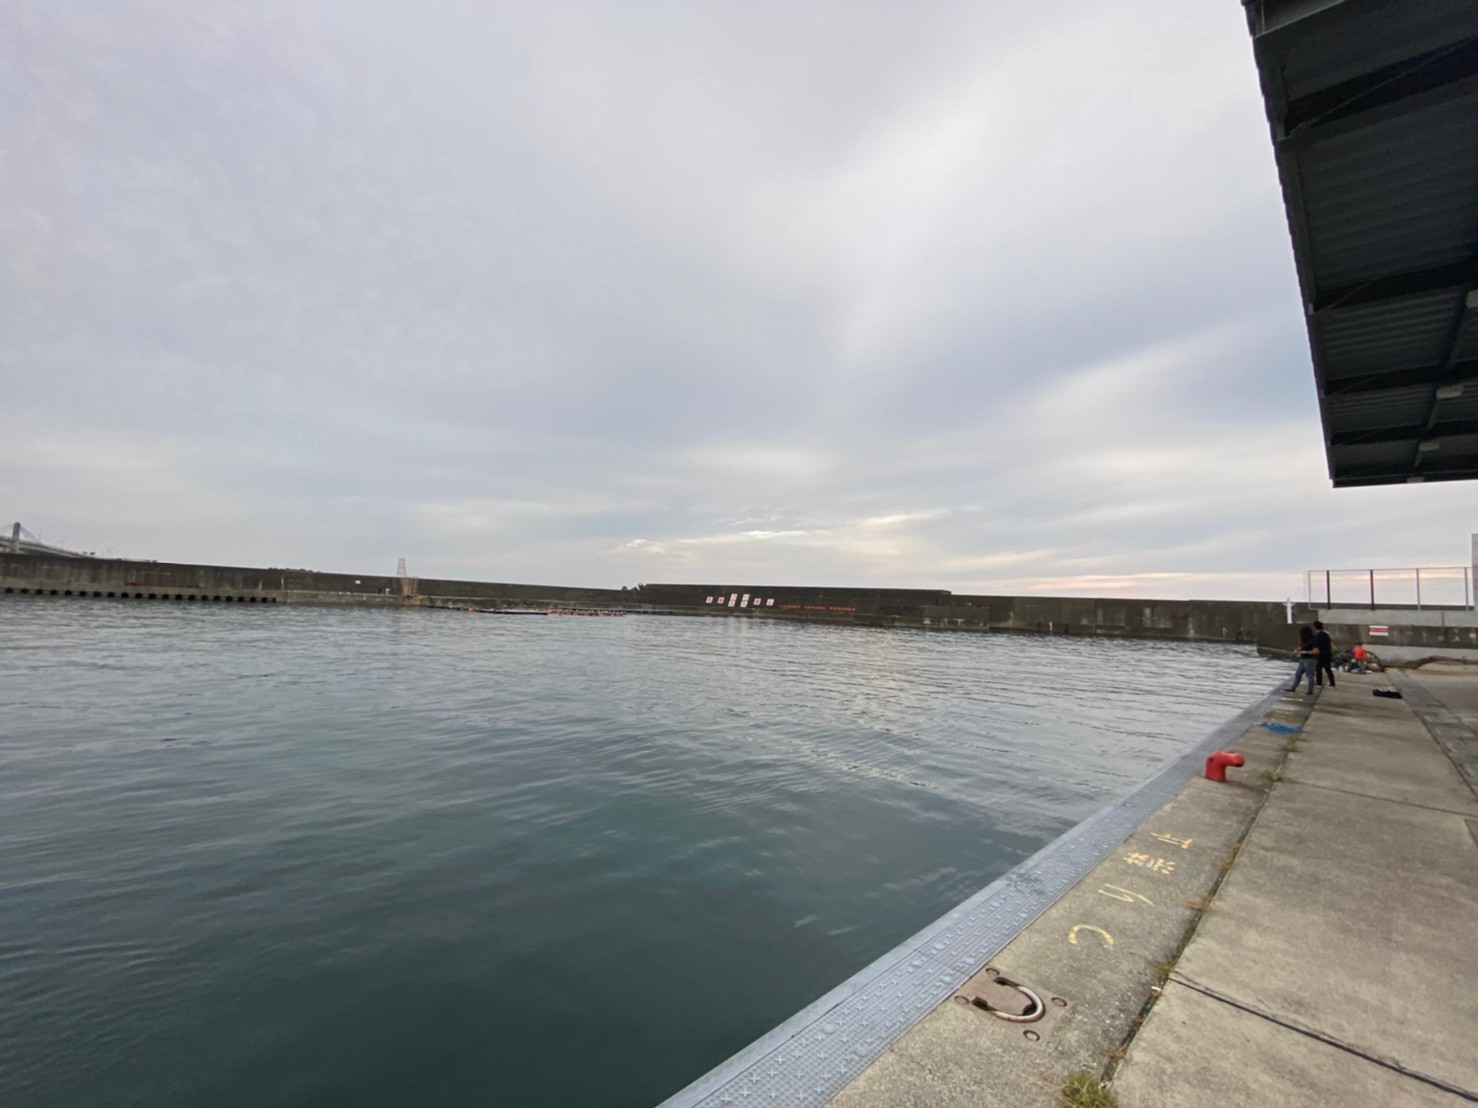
left=1, top=553, right=1295, bottom=646
left=1295, top=606, right=1478, bottom=662
left=635, top=582, right=1291, bottom=644
left=0, top=552, right=637, bottom=610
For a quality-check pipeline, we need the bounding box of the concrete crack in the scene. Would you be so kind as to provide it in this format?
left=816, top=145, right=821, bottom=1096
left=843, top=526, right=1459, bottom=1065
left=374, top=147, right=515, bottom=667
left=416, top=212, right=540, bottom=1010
left=1281, top=777, right=1478, bottom=818
left=1168, top=974, right=1478, bottom=1103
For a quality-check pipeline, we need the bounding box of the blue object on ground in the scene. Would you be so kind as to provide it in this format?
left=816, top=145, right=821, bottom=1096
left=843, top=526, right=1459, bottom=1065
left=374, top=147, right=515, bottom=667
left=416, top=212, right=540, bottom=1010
left=1259, top=721, right=1303, bottom=734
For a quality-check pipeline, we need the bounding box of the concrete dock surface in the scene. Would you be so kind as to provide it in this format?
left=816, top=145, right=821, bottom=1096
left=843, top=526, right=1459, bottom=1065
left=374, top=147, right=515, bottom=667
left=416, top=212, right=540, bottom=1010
left=829, top=669, right=1478, bottom=1107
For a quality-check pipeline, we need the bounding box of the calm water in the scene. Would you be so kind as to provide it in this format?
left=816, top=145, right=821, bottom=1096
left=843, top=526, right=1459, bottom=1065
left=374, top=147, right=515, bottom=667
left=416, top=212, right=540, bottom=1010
left=0, top=599, right=1279, bottom=1107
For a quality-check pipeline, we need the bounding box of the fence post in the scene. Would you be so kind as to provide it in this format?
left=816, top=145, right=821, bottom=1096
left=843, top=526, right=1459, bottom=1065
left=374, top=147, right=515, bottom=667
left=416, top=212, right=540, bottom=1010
left=1326, top=570, right=1332, bottom=608
left=1369, top=569, right=1375, bottom=610
left=1415, top=567, right=1422, bottom=610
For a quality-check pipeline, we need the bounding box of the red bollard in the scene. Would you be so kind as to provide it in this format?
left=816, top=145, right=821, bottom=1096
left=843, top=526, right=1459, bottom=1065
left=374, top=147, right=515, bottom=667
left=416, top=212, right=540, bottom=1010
left=1205, top=751, right=1245, bottom=783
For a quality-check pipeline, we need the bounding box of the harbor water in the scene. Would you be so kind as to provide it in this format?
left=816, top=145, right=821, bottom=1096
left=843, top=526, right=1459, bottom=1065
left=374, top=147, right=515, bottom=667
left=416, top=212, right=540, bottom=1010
left=0, top=599, right=1279, bottom=1106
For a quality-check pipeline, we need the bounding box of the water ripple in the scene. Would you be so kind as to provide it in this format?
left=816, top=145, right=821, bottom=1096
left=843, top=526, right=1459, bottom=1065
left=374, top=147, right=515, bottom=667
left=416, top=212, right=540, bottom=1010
left=0, top=598, right=1278, bottom=1107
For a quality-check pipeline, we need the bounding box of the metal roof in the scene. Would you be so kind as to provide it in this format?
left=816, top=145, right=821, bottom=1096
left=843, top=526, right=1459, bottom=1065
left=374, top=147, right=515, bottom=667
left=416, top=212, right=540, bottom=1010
left=1244, top=0, right=1478, bottom=486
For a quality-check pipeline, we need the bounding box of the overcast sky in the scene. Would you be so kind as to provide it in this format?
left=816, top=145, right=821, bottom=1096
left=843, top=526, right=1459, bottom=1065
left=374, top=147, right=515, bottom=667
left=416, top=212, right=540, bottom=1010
left=3, top=2, right=1472, bottom=601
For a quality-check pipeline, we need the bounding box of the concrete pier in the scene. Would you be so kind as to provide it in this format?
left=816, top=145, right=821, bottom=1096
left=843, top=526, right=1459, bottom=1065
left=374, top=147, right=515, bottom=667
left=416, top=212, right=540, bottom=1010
left=827, top=669, right=1478, bottom=1107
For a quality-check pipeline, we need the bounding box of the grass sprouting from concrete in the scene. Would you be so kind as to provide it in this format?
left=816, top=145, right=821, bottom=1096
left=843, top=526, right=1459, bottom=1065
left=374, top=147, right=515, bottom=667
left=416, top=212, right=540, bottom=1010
left=1059, top=1073, right=1119, bottom=1108
left=1261, top=768, right=1287, bottom=784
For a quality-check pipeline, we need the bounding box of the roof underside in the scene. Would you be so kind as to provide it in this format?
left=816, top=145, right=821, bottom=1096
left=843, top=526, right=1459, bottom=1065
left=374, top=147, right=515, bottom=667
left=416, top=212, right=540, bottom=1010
left=1245, top=0, right=1478, bottom=487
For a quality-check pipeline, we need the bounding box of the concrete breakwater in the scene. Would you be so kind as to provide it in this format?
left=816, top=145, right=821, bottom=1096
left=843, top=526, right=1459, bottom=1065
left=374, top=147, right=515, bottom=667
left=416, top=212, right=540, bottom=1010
left=1, top=552, right=1293, bottom=646
left=1301, top=609, right=1478, bottom=662
left=638, top=583, right=1290, bottom=644
left=0, top=552, right=642, bottom=611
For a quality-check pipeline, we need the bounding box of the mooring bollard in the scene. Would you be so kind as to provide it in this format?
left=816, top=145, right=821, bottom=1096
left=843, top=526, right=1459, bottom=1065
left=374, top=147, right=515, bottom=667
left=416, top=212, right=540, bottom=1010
left=1205, top=750, right=1245, bottom=783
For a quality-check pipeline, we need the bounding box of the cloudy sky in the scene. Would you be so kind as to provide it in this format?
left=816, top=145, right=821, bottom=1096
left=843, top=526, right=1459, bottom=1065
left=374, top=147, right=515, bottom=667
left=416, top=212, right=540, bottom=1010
left=3, top=2, right=1472, bottom=601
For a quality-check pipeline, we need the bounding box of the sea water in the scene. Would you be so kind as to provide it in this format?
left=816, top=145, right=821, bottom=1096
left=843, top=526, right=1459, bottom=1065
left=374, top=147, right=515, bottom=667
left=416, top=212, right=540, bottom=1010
left=0, top=599, right=1279, bottom=1106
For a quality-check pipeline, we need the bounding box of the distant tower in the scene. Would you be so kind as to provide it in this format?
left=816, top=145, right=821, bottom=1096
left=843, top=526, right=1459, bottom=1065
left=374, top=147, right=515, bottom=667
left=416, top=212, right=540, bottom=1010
left=396, top=557, right=408, bottom=578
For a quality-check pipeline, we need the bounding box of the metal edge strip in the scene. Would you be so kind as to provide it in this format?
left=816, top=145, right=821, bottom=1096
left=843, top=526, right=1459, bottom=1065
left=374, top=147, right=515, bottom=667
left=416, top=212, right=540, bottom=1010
left=656, top=683, right=1288, bottom=1108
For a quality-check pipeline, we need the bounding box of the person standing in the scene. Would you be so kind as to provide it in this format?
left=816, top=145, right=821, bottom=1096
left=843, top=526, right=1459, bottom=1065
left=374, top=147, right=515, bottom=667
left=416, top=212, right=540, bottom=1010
left=1288, top=625, right=1318, bottom=694
left=1312, top=620, right=1336, bottom=688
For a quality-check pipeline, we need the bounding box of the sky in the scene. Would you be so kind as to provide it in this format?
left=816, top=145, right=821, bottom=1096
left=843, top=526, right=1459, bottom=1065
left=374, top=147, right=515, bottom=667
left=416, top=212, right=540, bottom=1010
left=3, top=1, right=1473, bottom=602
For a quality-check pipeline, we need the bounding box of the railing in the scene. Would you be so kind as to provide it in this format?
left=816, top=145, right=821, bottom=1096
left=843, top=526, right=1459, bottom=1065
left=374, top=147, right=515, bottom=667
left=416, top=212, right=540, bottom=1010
left=1304, top=566, right=1472, bottom=610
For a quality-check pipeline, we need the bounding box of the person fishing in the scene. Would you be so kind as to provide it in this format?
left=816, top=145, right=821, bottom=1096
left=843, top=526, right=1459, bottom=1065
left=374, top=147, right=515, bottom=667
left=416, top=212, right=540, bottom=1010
left=1312, top=620, right=1336, bottom=688
left=1288, top=625, right=1318, bottom=694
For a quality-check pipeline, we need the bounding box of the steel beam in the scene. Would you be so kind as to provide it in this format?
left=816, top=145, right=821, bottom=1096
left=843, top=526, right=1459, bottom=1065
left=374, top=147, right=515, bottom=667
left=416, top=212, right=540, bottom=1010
left=1311, top=262, right=1477, bottom=315
left=1278, top=38, right=1478, bottom=150
left=1330, top=417, right=1478, bottom=448
left=1333, top=458, right=1478, bottom=486
left=1245, top=0, right=1366, bottom=39
left=1323, top=358, right=1478, bottom=397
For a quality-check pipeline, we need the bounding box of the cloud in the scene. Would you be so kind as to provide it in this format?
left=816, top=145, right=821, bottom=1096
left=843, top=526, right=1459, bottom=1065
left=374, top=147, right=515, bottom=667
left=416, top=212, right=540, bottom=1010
left=4, top=2, right=1473, bottom=601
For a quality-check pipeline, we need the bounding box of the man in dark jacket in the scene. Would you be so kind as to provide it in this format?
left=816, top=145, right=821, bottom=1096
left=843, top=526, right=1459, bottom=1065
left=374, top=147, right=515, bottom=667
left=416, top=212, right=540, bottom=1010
left=1312, top=621, right=1336, bottom=688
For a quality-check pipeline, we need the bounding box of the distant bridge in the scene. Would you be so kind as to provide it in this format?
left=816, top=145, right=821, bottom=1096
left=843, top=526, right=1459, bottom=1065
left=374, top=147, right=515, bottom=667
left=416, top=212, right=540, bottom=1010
left=5, top=523, right=95, bottom=558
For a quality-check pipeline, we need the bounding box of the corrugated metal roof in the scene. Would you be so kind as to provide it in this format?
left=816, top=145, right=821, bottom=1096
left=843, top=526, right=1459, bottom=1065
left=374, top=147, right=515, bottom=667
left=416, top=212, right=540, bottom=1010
left=1456, top=312, right=1478, bottom=362
left=1276, top=3, right=1471, bottom=98
left=1327, top=388, right=1433, bottom=434
left=1316, top=291, right=1461, bottom=378
left=1245, top=0, right=1478, bottom=486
